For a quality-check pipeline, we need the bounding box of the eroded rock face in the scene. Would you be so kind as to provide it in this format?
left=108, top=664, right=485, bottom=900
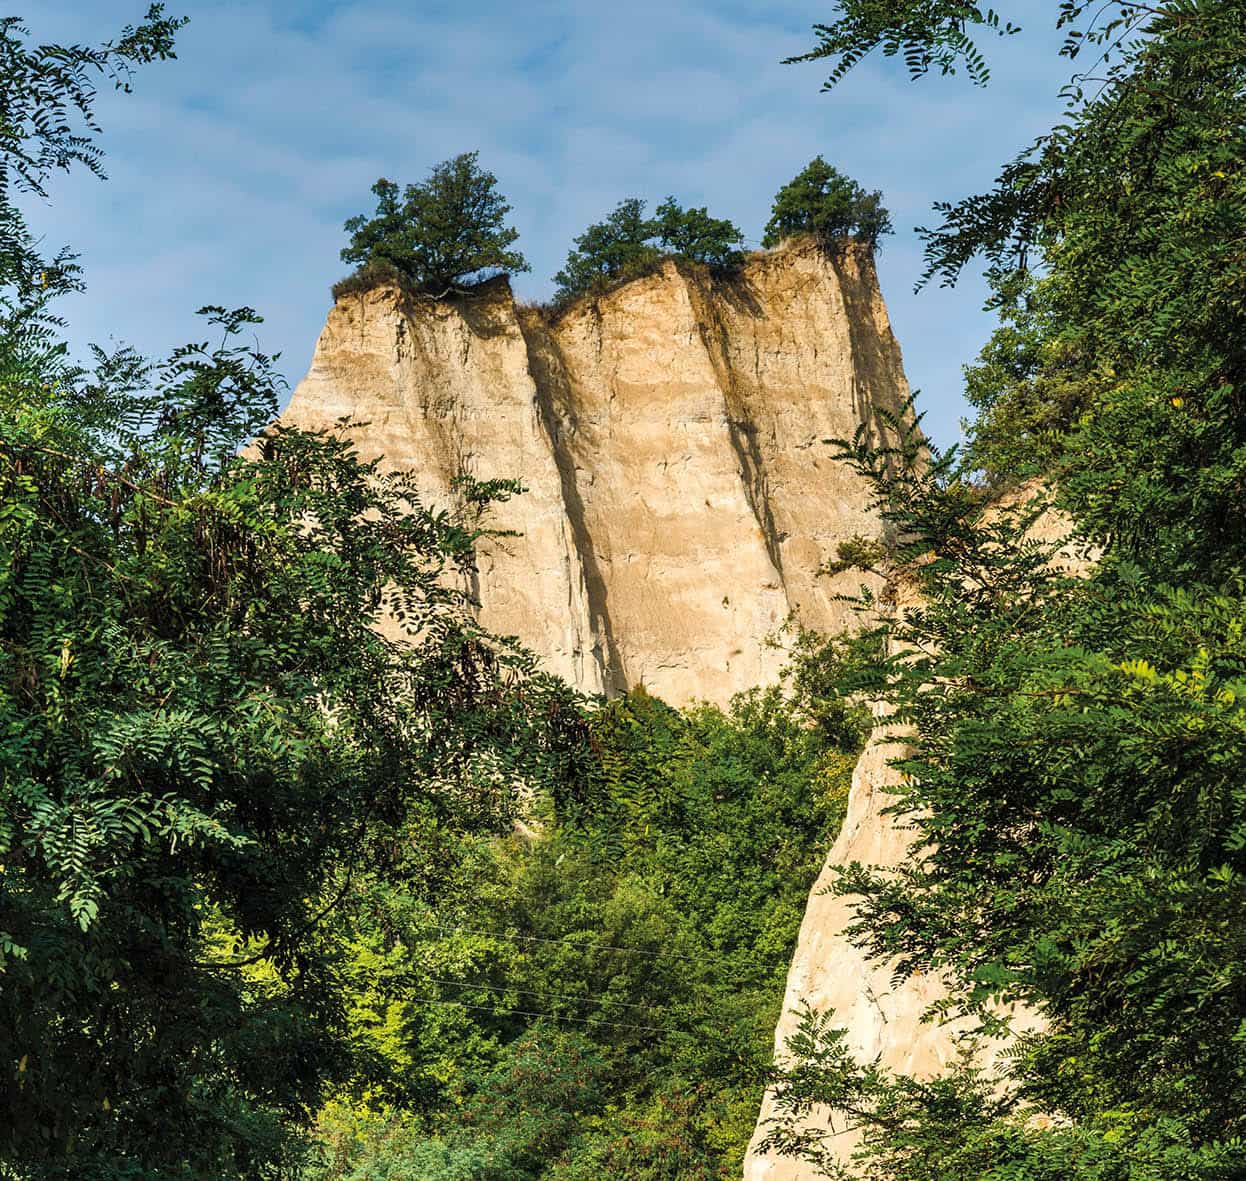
left=288, top=240, right=1053, bottom=1177
left=282, top=240, right=909, bottom=706
left=744, top=498, right=1086, bottom=1180
left=743, top=708, right=977, bottom=1180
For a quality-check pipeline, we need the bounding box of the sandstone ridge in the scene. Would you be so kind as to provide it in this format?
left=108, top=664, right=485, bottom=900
left=282, top=239, right=910, bottom=706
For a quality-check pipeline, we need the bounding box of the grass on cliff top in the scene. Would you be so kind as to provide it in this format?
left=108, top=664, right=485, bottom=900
left=329, top=260, right=514, bottom=305
left=328, top=255, right=700, bottom=322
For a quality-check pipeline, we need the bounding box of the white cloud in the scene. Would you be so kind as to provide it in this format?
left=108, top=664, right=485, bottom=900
left=23, top=0, right=1070, bottom=445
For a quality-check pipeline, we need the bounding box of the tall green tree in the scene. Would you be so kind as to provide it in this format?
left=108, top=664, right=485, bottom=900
left=761, top=157, right=892, bottom=249
left=340, top=153, right=530, bottom=297
left=0, top=14, right=580, bottom=1178
left=763, top=3, right=1246, bottom=1178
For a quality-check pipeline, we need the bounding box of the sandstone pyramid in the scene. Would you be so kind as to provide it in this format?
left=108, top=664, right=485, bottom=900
left=281, top=239, right=907, bottom=707
left=283, top=238, right=951, bottom=1179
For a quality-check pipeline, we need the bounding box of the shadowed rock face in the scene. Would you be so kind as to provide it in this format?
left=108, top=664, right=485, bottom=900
left=282, top=239, right=910, bottom=706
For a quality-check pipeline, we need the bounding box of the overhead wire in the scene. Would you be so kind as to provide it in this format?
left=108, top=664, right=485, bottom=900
left=409, top=993, right=695, bottom=1037
left=421, top=975, right=668, bottom=1014
left=418, top=921, right=791, bottom=972
left=419, top=921, right=687, bottom=961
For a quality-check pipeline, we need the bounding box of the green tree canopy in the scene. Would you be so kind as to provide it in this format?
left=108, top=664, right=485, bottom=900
left=340, top=152, right=530, bottom=296
left=0, top=16, right=581, bottom=1178
left=651, top=196, right=745, bottom=268
left=761, top=157, right=892, bottom=249
left=303, top=654, right=865, bottom=1181
left=553, top=196, right=744, bottom=304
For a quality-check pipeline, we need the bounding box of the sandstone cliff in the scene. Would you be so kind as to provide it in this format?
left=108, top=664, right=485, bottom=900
left=744, top=704, right=982, bottom=1180
left=743, top=497, right=1086, bottom=1181
left=281, top=240, right=909, bottom=707
left=285, top=240, right=984, bottom=1180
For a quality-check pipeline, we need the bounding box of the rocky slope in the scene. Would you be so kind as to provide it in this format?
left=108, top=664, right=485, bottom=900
left=281, top=239, right=908, bottom=706
left=745, top=706, right=955, bottom=1179
left=743, top=498, right=1086, bottom=1180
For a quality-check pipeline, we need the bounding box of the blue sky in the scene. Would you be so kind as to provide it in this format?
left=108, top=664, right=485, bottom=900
left=24, top=2, right=1072, bottom=448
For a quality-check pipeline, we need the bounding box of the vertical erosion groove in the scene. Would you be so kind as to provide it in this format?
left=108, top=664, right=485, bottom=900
left=827, top=245, right=912, bottom=455
left=400, top=297, right=485, bottom=613
left=685, top=268, right=790, bottom=599
left=827, top=247, right=921, bottom=558
left=516, top=309, right=627, bottom=695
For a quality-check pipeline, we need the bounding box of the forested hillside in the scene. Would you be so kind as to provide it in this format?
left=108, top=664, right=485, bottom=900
left=305, top=662, right=864, bottom=1180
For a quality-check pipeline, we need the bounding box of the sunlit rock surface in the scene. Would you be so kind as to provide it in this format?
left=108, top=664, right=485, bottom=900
left=744, top=498, right=1088, bottom=1180
left=283, top=239, right=1030, bottom=1180
left=281, top=239, right=908, bottom=707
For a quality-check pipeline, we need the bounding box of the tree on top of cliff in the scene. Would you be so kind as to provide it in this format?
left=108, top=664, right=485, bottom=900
left=762, top=157, right=892, bottom=250
left=651, top=196, right=746, bottom=268
left=340, top=152, right=530, bottom=297
left=553, top=196, right=745, bottom=304
left=553, top=198, right=660, bottom=302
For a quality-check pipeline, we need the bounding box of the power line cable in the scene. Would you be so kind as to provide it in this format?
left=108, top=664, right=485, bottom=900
left=410, top=993, right=693, bottom=1037
left=419, top=920, right=791, bottom=972
left=421, top=975, right=670, bottom=1014
left=419, top=921, right=689, bottom=962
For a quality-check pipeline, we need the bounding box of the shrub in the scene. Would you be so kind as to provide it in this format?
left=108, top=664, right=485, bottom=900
left=762, top=157, right=892, bottom=250
left=340, top=153, right=529, bottom=297
left=330, top=258, right=412, bottom=302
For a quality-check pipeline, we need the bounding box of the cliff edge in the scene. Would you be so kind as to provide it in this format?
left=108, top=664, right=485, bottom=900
left=281, top=239, right=909, bottom=707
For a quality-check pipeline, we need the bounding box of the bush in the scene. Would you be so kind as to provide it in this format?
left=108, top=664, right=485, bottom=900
left=330, top=258, right=412, bottom=302
left=340, top=152, right=529, bottom=296
left=553, top=196, right=744, bottom=304
left=761, top=157, right=892, bottom=250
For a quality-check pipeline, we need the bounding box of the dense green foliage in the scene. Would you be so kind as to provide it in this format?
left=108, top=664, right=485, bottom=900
left=339, top=153, right=529, bottom=298
left=0, top=11, right=870, bottom=1178
left=649, top=198, right=746, bottom=269
left=1, top=327, right=576, bottom=1177
left=552, top=196, right=744, bottom=304
left=761, top=157, right=892, bottom=250
left=552, top=199, right=659, bottom=302
left=306, top=650, right=865, bottom=1181
left=762, top=2, right=1246, bottom=1178
left=0, top=16, right=580, bottom=1178
left=10, top=1, right=1240, bottom=1178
